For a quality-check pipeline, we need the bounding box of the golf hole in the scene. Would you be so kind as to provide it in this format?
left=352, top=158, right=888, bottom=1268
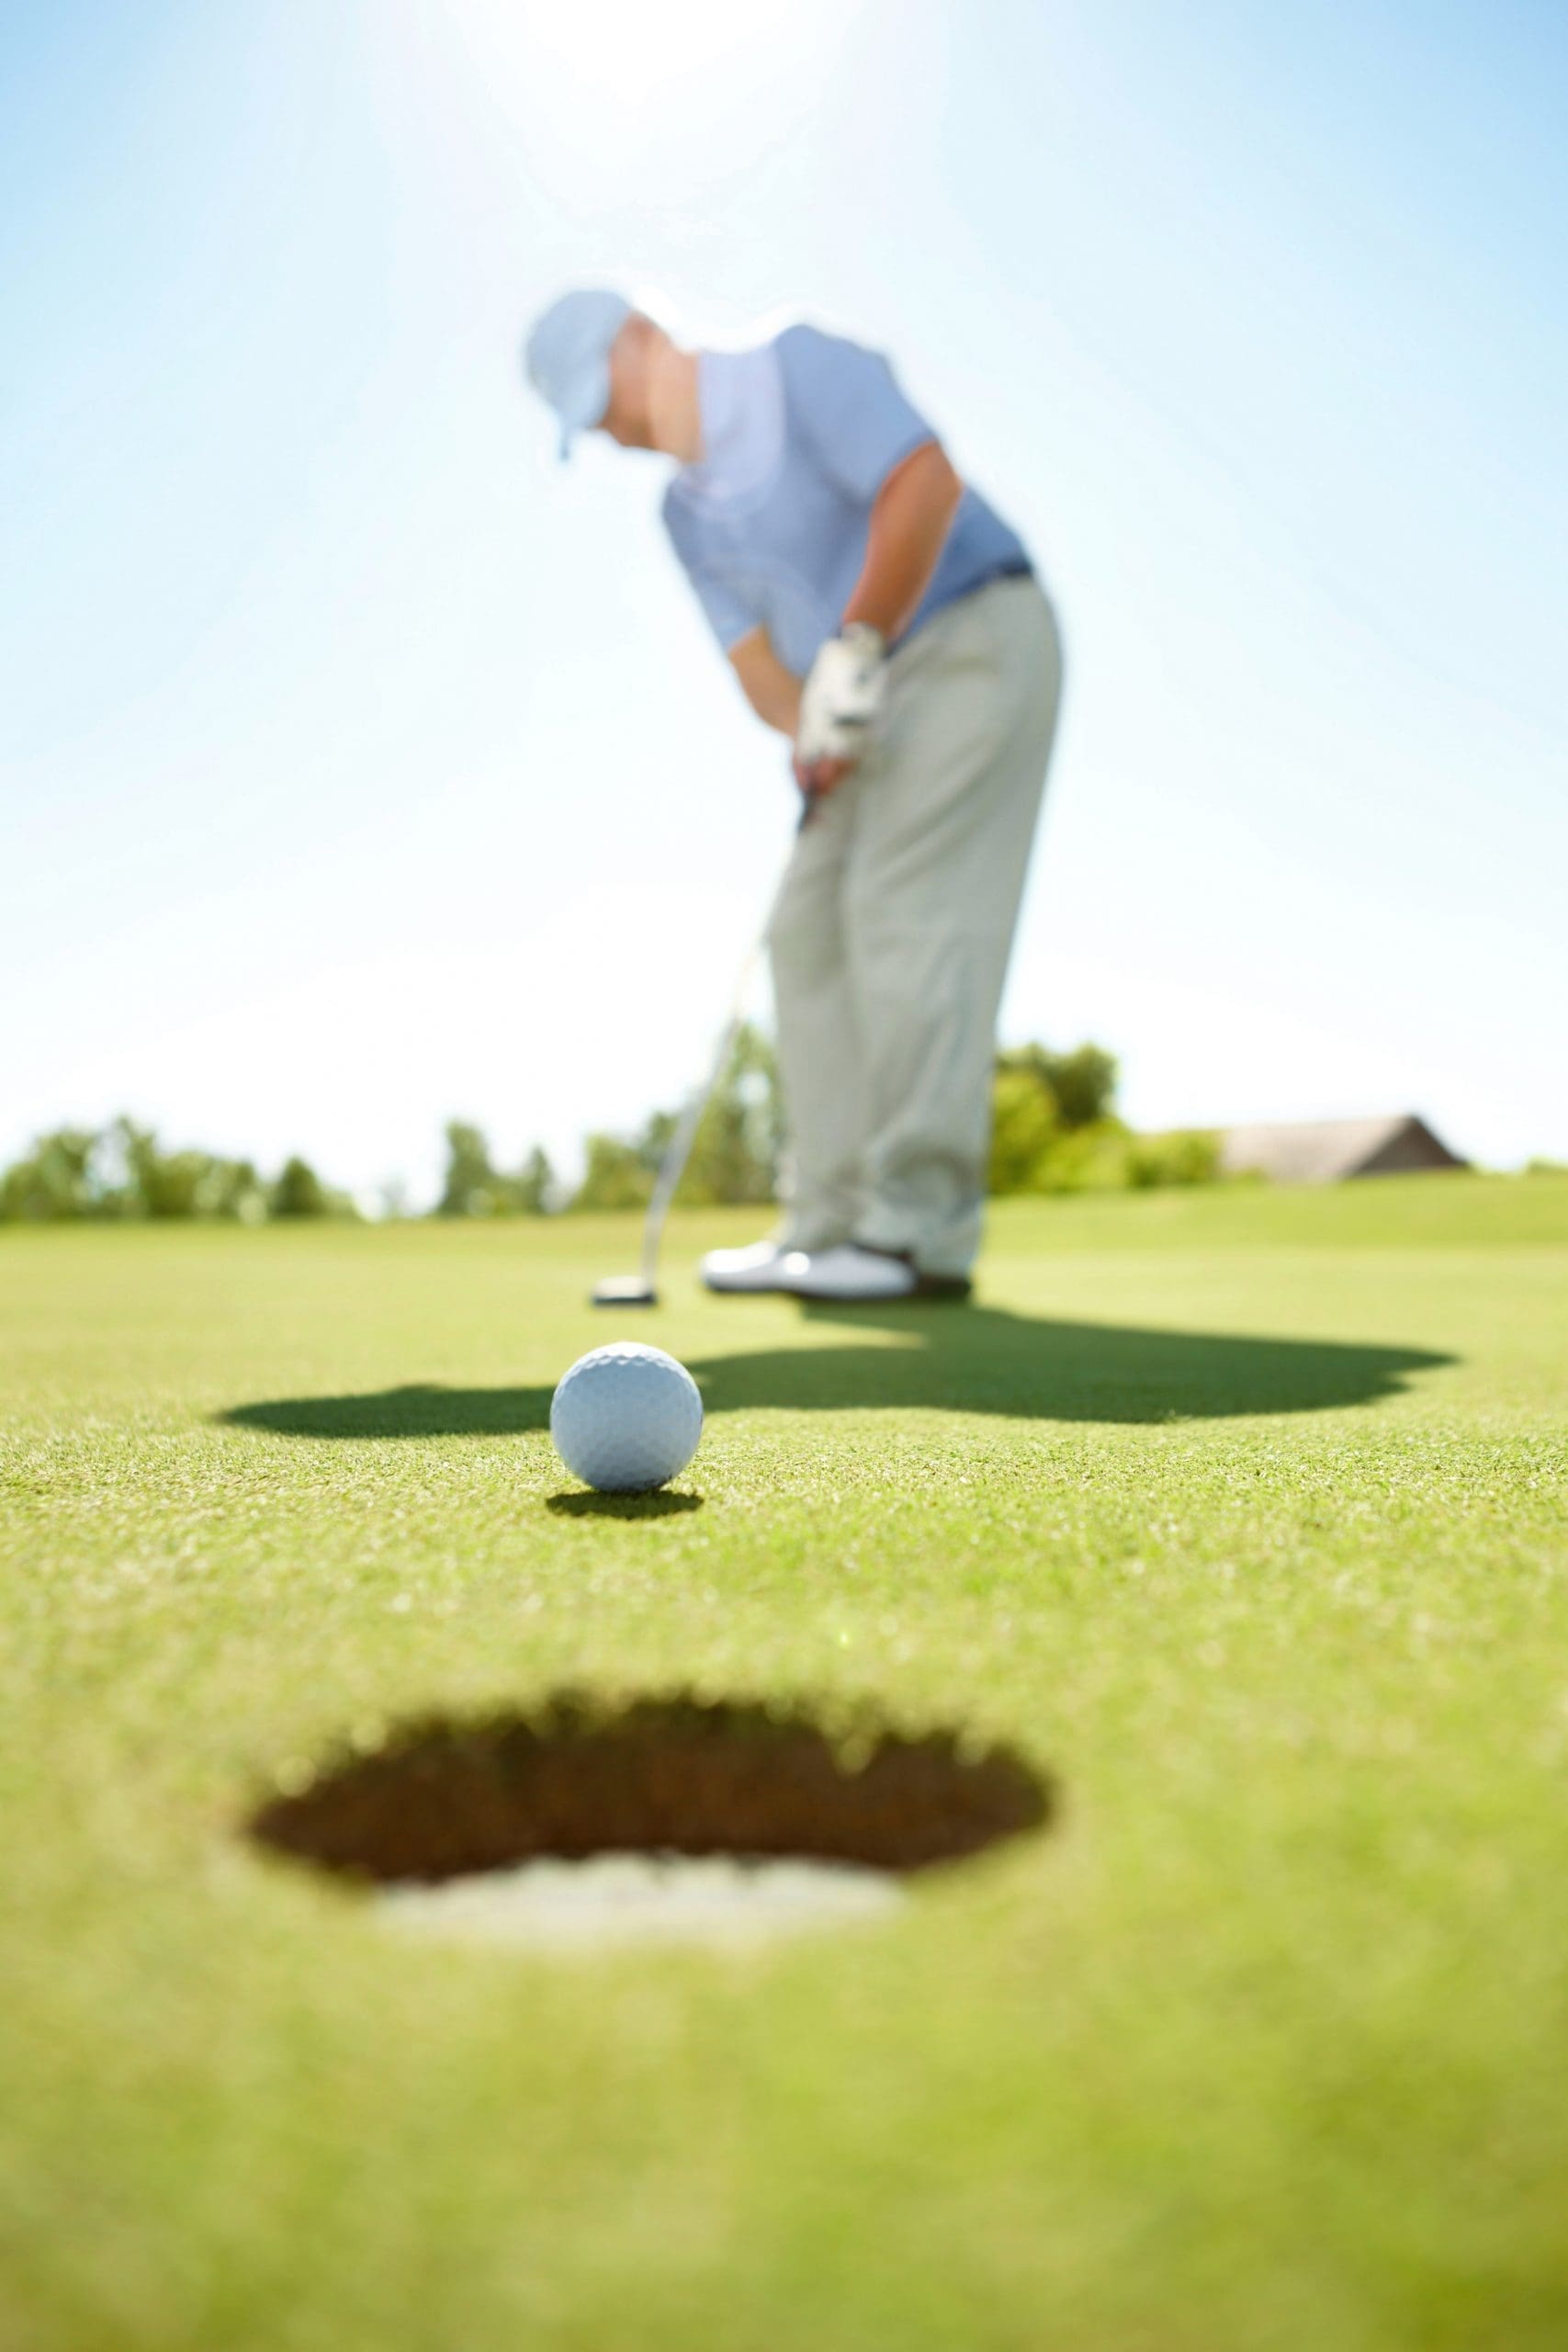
left=248, top=1693, right=1051, bottom=1952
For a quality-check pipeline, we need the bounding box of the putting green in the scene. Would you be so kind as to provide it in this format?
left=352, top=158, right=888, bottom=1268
left=3, top=1173, right=1566, bottom=2350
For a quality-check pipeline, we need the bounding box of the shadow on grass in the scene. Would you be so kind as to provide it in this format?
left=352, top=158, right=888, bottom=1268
left=546, top=1489, right=704, bottom=1519
left=219, top=1302, right=1452, bottom=1439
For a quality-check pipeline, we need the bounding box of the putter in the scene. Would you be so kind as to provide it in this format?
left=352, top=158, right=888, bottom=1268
left=592, top=797, right=814, bottom=1307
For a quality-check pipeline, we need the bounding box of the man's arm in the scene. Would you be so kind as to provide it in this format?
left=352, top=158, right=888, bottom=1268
left=841, top=438, right=964, bottom=642
left=728, top=441, right=964, bottom=779
left=795, top=439, right=964, bottom=793
left=728, top=628, right=802, bottom=738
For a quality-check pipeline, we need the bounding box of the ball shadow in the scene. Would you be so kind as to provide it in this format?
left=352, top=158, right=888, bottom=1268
left=546, top=1489, right=704, bottom=1519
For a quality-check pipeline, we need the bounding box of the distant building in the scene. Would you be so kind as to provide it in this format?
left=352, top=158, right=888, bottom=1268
left=1219, top=1115, right=1468, bottom=1185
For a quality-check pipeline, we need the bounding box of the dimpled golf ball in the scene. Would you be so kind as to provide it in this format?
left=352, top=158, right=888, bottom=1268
left=549, top=1341, right=704, bottom=1493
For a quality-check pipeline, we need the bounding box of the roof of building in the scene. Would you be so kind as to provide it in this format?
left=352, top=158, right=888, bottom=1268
left=1217, top=1114, right=1467, bottom=1184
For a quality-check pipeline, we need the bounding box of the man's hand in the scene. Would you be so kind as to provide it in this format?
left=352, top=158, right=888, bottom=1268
left=794, top=750, right=852, bottom=797
left=795, top=624, right=886, bottom=794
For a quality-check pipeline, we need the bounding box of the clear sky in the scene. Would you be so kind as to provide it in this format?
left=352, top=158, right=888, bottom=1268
left=4, top=0, right=1564, bottom=1204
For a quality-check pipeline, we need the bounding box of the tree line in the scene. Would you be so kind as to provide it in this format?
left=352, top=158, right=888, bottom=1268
left=0, top=1119, right=354, bottom=1225
left=0, top=1031, right=1218, bottom=1223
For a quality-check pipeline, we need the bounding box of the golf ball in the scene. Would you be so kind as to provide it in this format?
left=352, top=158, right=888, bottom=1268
left=549, top=1341, right=704, bottom=1493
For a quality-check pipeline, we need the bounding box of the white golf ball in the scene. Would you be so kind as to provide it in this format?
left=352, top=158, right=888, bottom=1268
left=549, top=1341, right=704, bottom=1494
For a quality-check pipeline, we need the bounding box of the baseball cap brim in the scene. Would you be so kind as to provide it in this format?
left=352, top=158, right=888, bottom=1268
left=524, top=288, right=630, bottom=463
left=557, top=360, right=613, bottom=459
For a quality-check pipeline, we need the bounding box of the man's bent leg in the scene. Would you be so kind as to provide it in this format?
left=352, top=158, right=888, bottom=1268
left=846, top=577, right=1062, bottom=1280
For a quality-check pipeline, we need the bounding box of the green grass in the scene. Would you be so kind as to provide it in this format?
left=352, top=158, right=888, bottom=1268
left=3, top=1171, right=1566, bottom=2352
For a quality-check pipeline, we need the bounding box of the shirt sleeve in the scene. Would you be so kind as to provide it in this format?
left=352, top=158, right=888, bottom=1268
left=778, top=323, right=936, bottom=503
left=683, top=566, right=756, bottom=652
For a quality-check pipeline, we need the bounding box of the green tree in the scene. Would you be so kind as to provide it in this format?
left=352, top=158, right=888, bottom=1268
left=103, top=1119, right=263, bottom=1220
left=516, top=1146, right=556, bottom=1215
left=0, top=1128, right=97, bottom=1221
left=1032, top=1120, right=1137, bottom=1193
left=269, top=1157, right=331, bottom=1218
left=571, top=1134, right=652, bottom=1212
left=987, top=1042, right=1224, bottom=1196
left=668, top=1022, right=782, bottom=1207
left=435, top=1123, right=557, bottom=1216
left=436, top=1121, right=502, bottom=1216
left=1125, top=1130, right=1221, bottom=1188
left=988, top=1067, right=1061, bottom=1194
left=0, top=1121, right=349, bottom=1222
left=1045, top=1044, right=1118, bottom=1129
left=998, top=1042, right=1118, bottom=1131
left=570, top=1023, right=782, bottom=1214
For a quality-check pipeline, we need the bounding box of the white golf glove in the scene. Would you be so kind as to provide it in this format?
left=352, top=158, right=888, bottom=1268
left=795, top=624, right=887, bottom=767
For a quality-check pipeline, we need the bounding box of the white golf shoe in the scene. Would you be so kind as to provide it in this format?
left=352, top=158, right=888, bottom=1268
left=779, top=1244, right=971, bottom=1304
left=700, top=1239, right=800, bottom=1294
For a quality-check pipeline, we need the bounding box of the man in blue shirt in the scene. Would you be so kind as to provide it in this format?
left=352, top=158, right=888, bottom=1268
left=525, top=290, right=1062, bottom=1303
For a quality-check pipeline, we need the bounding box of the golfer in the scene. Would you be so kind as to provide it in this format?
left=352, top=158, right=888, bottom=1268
left=525, top=291, right=1062, bottom=1304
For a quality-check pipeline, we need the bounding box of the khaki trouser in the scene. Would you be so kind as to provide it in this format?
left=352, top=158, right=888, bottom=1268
left=769, top=572, right=1063, bottom=1280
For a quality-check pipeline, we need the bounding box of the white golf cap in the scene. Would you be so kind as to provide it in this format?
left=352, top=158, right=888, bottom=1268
left=523, top=288, right=632, bottom=458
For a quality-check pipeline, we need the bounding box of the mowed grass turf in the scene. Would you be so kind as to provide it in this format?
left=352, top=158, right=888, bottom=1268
left=2, top=1173, right=1566, bottom=2352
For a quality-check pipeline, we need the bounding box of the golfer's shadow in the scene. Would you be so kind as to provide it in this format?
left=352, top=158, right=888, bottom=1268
left=218, top=1303, right=1451, bottom=1440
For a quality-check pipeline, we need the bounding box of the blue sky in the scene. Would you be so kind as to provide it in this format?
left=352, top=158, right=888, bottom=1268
left=4, top=0, right=1564, bottom=1203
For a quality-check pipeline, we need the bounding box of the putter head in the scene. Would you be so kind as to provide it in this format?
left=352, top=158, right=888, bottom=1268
left=591, top=1275, right=659, bottom=1307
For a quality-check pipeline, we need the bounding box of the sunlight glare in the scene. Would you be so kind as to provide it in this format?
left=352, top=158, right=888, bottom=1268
left=436, top=0, right=866, bottom=220
left=531, top=0, right=800, bottom=97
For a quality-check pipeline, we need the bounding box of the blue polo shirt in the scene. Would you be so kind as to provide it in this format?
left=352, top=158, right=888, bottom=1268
left=661, top=324, right=1032, bottom=678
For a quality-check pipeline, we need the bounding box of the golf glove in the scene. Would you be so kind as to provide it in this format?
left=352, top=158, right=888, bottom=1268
left=795, top=624, right=887, bottom=766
